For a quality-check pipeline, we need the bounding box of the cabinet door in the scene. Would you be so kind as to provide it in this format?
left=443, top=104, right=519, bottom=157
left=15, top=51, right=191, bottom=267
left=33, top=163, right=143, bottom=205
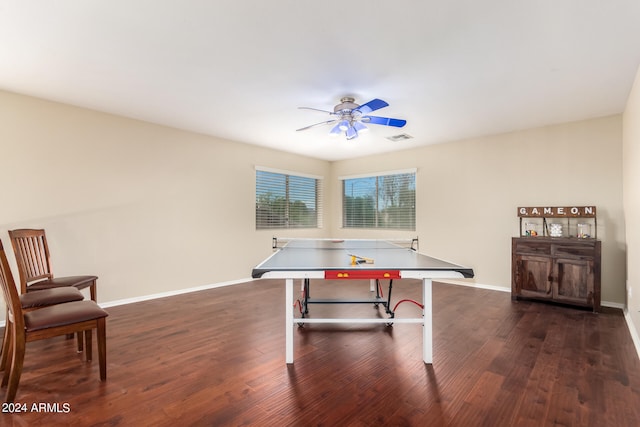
left=514, top=255, right=553, bottom=299
left=553, top=257, right=595, bottom=307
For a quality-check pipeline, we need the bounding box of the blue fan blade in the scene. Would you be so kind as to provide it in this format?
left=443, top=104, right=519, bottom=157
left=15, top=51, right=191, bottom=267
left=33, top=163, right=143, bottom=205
left=363, top=115, right=407, bottom=127
left=355, top=99, right=389, bottom=114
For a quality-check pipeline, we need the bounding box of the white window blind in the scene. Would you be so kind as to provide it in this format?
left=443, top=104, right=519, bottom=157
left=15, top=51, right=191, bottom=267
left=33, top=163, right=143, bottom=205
left=256, top=168, right=323, bottom=229
left=342, top=170, right=416, bottom=230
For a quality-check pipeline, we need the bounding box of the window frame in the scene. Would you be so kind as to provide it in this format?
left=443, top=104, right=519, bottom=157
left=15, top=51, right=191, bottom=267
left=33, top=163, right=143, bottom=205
left=255, top=166, right=323, bottom=230
left=340, top=168, right=417, bottom=231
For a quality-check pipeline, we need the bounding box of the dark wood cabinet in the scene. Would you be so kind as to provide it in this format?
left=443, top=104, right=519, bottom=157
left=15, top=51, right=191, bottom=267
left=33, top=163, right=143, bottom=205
left=512, top=237, right=601, bottom=311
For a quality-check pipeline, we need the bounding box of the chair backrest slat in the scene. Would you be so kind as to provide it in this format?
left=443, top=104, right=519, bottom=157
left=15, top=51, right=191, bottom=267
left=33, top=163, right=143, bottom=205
left=0, top=240, right=25, bottom=328
left=19, top=235, right=50, bottom=278
left=8, top=229, right=53, bottom=294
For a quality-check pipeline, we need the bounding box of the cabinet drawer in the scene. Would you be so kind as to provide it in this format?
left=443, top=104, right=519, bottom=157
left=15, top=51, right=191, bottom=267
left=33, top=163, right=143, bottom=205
left=514, top=240, right=551, bottom=255
left=552, top=245, right=595, bottom=259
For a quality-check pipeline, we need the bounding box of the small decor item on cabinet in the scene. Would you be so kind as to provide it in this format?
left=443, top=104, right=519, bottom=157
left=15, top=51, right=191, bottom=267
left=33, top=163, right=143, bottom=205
left=524, top=222, right=538, bottom=236
left=549, top=223, right=563, bottom=237
left=577, top=223, right=591, bottom=238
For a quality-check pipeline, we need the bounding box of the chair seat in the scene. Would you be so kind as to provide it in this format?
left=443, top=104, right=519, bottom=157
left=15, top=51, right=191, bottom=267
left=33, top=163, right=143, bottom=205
left=27, top=275, right=98, bottom=291
left=24, top=301, right=108, bottom=332
left=19, top=287, right=84, bottom=309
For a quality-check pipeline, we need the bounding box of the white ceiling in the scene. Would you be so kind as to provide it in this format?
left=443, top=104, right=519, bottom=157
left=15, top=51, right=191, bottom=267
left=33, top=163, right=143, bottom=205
left=1, top=1, right=639, bottom=161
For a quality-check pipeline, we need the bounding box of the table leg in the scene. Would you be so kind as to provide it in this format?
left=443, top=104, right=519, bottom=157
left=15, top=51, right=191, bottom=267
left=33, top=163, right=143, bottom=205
left=286, top=278, right=294, bottom=364
left=423, top=278, right=433, bottom=364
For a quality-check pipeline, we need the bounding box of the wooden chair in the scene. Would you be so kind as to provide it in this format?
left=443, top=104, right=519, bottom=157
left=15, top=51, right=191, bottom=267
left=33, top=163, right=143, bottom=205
left=0, top=240, right=108, bottom=403
left=0, top=285, right=85, bottom=373
left=8, top=229, right=98, bottom=301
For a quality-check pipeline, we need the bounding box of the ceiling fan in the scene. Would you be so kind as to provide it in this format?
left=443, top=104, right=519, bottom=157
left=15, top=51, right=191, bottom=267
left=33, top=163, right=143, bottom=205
left=296, top=97, right=406, bottom=140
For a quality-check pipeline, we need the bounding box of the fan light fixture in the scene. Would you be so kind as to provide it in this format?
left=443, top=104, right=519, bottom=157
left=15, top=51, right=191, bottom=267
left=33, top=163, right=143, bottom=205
left=329, top=123, right=342, bottom=136
left=352, top=121, right=368, bottom=133
left=296, top=97, right=406, bottom=140
left=346, top=125, right=358, bottom=140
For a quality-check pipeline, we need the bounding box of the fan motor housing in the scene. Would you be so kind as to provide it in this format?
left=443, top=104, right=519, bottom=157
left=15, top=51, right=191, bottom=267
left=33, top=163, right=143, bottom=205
left=334, top=97, right=358, bottom=114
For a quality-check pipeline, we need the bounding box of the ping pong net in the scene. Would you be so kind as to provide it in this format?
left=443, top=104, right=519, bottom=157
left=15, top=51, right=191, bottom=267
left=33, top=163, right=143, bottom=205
left=271, top=237, right=419, bottom=252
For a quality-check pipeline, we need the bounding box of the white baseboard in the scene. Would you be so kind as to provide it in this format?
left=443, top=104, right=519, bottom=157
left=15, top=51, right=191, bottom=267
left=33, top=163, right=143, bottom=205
left=437, top=279, right=511, bottom=293
left=98, top=278, right=251, bottom=309
left=624, top=309, right=640, bottom=361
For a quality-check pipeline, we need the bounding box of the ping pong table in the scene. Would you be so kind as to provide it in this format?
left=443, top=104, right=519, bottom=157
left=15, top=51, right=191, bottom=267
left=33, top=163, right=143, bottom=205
left=252, top=238, right=474, bottom=364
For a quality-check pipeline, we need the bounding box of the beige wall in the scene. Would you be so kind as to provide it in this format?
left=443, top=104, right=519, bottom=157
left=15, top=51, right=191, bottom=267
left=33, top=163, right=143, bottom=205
left=0, top=90, right=330, bottom=314
left=0, top=90, right=628, bottom=325
left=331, top=116, right=626, bottom=304
left=623, top=65, right=640, bottom=335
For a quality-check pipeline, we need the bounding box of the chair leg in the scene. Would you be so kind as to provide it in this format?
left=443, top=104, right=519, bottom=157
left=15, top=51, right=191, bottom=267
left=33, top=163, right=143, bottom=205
left=89, top=281, right=97, bottom=302
left=5, top=328, right=25, bottom=402
left=84, top=329, right=92, bottom=362
left=1, top=326, right=12, bottom=386
left=0, top=321, right=10, bottom=372
left=97, top=318, right=107, bottom=381
left=77, top=331, right=84, bottom=353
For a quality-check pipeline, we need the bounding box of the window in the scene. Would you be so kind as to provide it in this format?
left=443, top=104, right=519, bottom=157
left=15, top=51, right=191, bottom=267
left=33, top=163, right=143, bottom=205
left=342, top=170, right=416, bottom=230
left=256, top=167, right=323, bottom=229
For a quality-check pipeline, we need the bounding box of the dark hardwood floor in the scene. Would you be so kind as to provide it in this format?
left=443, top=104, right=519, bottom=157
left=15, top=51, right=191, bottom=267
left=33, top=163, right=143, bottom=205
left=1, top=279, right=640, bottom=426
